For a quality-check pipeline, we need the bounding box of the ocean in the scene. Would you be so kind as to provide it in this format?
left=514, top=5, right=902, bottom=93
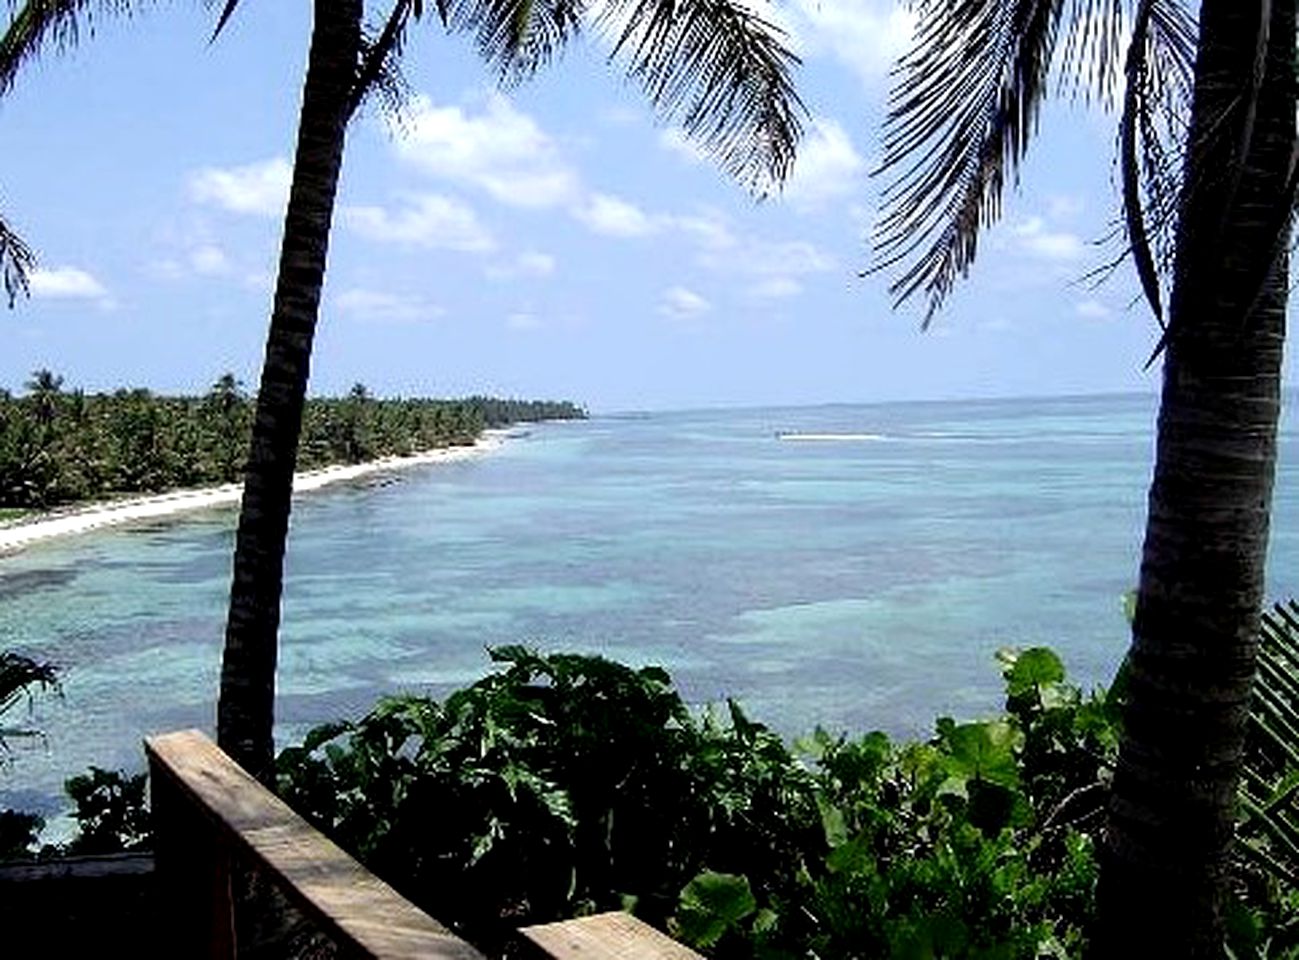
left=3, top=392, right=1298, bottom=818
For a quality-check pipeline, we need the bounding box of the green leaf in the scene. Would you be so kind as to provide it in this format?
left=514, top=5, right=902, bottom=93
left=942, top=721, right=1021, bottom=790
left=1006, top=648, right=1065, bottom=699
left=819, top=798, right=849, bottom=847
left=676, top=871, right=757, bottom=948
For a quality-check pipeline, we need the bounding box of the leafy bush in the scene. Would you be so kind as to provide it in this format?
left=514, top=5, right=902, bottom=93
left=700, top=645, right=1115, bottom=959
left=61, top=767, right=150, bottom=855
left=278, top=648, right=822, bottom=952
left=0, top=808, right=42, bottom=860
left=277, top=644, right=1299, bottom=958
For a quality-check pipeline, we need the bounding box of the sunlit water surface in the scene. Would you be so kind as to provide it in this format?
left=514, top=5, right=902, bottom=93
left=4, top=394, right=1299, bottom=819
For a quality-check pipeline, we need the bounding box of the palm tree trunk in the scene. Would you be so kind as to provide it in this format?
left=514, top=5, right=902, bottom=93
left=217, top=0, right=362, bottom=781
left=1095, top=0, right=1295, bottom=954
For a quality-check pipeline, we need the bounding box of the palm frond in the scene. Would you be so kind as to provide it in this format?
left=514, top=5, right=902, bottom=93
left=0, top=212, right=34, bottom=308
left=870, top=0, right=1069, bottom=326
left=1238, top=601, right=1299, bottom=889
left=437, top=0, right=803, bottom=193
left=0, top=1, right=145, bottom=96
left=438, top=0, right=583, bottom=87
left=1057, top=0, right=1125, bottom=105
left=0, top=650, right=58, bottom=750
left=208, top=0, right=239, bottom=40
left=599, top=0, right=805, bottom=192
left=352, top=0, right=416, bottom=119
left=1120, top=0, right=1195, bottom=333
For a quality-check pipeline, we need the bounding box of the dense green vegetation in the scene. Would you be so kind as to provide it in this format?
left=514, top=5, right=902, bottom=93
left=273, top=647, right=1111, bottom=957
left=268, top=634, right=1299, bottom=959
left=0, top=371, right=585, bottom=511
left=6, top=608, right=1299, bottom=955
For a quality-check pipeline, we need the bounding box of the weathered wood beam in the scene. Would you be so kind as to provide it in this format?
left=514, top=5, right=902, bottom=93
left=520, top=912, right=705, bottom=960
left=145, top=728, right=484, bottom=960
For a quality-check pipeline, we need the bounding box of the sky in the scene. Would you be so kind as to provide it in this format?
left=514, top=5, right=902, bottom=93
left=0, top=0, right=1245, bottom=412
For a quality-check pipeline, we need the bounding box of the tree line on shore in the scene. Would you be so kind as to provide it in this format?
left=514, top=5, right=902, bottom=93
left=0, top=370, right=585, bottom=511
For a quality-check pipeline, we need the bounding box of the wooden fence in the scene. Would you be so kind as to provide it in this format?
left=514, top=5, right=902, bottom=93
left=146, top=729, right=701, bottom=959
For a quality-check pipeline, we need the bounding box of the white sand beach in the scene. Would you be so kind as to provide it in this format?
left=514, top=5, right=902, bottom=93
left=0, top=430, right=509, bottom=555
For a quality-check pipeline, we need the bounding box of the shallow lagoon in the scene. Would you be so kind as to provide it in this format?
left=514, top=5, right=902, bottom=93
left=4, top=393, right=1298, bottom=817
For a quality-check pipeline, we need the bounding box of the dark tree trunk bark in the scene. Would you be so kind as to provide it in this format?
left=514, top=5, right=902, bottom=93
left=1095, top=0, right=1295, bottom=954
left=216, top=0, right=362, bottom=781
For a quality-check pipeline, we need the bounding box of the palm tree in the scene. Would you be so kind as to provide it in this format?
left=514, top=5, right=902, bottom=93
left=872, top=0, right=1294, bottom=953
left=1, top=0, right=804, bottom=780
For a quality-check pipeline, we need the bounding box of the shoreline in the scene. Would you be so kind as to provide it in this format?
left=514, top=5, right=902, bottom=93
left=0, top=429, right=510, bottom=555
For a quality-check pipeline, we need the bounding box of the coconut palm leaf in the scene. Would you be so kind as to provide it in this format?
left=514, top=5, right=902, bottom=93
left=0, top=650, right=58, bottom=751
left=871, top=0, right=1195, bottom=326
left=0, top=213, right=34, bottom=307
left=1238, top=601, right=1299, bottom=888
left=600, top=0, right=803, bottom=191
left=440, top=0, right=804, bottom=191
left=5, top=0, right=803, bottom=192
left=0, top=0, right=152, bottom=94
left=1117, top=0, right=1194, bottom=328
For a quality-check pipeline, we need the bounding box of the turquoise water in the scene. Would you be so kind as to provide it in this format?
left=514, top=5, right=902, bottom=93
left=3, top=393, right=1299, bottom=818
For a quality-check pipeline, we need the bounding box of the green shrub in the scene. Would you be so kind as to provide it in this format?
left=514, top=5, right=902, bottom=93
left=61, top=767, right=150, bottom=855
left=277, top=647, right=821, bottom=953
left=277, top=644, right=1299, bottom=958
left=0, top=808, right=42, bottom=860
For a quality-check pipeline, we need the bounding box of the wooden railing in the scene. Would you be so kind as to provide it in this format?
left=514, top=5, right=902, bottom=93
left=146, top=729, right=703, bottom=960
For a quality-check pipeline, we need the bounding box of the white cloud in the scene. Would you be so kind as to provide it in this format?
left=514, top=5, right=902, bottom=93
left=575, top=193, right=658, bottom=237
left=517, top=251, right=556, bottom=276
left=334, top=288, right=444, bottom=323
left=788, top=0, right=914, bottom=88
left=189, top=244, right=230, bottom=275
left=660, top=286, right=711, bottom=320
left=673, top=212, right=737, bottom=251
left=780, top=118, right=866, bottom=211
left=1075, top=298, right=1113, bottom=320
left=659, top=127, right=707, bottom=165
left=243, top=271, right=274, bottom=293
left=189, top=157, right=291, bottom=217
left=343, top=194, right=494, bottom=252
left=487, top=251, right=556, bottom=280
left=700, top=237, right=835, bottom=278
left=397, top=93, right=580, bottom=209
left=506, top=311, right=543, bottom=331
left=30, top=266, right=109, bottom=302
left=661, top=117, right=867, bottom=213
left=750, top=277, right=803, bottom=299
left=1048, top=194, right=1086, bottom=220
left=1014, top=217, right=1086, bottom=261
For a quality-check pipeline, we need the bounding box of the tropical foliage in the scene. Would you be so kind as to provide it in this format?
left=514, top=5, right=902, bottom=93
left=272, top=649, right=1106, bottom=957
left=0, top=370, right=584, bottom=510
left=272, top=629, right=1299, bottom=958
left=0, top=648, right=57, bottom=754
left=0, top=647, right=58, bottom=858
left=873, top=0, right=1295, bottom=948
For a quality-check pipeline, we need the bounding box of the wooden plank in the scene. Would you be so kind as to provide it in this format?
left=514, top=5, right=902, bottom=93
left=521, top=912, right=704, bottom=960
left=145, top=729, right=484, bottom=960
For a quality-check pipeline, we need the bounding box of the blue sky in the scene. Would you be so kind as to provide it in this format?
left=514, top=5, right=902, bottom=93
left=0, top=0, right=1223, bottom=412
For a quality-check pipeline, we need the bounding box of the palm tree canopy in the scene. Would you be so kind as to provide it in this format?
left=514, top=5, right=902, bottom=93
left=4, top=0, right=805, bottom=192
left=870, top=0, right=1196, bottom=327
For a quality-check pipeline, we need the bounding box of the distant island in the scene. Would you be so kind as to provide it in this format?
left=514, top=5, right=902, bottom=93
left=0, top=371, right=586, bottom=520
